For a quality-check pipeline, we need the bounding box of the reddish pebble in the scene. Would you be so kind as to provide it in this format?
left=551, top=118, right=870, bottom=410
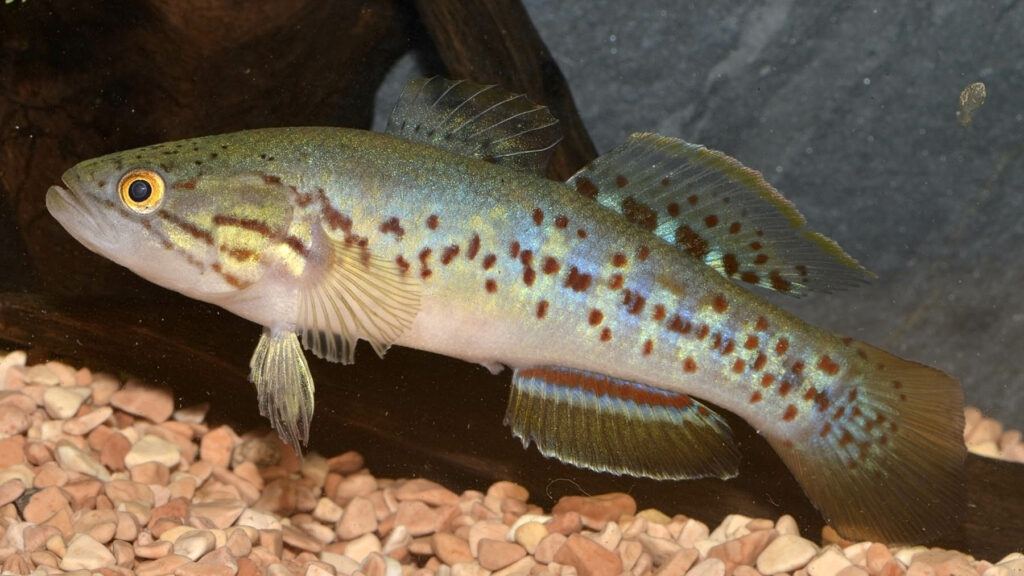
left=477, top=538, right=526, bottom=571
left=109, top=380, right=175, bottom=423
left=552, top=492, right=636, bottom=530
left=432, top=532, right=473, bottom=565
left=553, top=533, right=623, bottom=576
left=395, top=478, right=459, bottom=507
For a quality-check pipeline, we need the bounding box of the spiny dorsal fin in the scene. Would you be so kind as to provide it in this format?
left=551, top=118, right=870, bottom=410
left=507, top=366, right=740, bottom=480
left=298, top=234, right=422, bottom=364
left=568, top=133, right=874, bottom=296
left=386, top=77, right=562, bottom=175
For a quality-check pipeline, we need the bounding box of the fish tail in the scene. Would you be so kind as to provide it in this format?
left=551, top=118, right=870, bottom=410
left=769, top=341, right=966, bottom=543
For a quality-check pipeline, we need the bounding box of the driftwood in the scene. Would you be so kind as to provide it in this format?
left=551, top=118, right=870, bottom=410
left=1, top=0, right=1021, bottom=559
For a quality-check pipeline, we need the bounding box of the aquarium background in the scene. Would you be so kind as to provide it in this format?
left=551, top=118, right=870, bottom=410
left=374, top=0, right=1024, bottom=430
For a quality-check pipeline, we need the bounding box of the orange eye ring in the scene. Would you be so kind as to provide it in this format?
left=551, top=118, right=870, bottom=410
left=118, top=169, right=165, bottom=213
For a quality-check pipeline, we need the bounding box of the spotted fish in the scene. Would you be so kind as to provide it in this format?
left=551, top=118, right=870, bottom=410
left=46, top=77, right=965, bottom=543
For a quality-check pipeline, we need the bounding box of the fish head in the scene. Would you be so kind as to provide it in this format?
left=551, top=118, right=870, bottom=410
left=46, top=136, right=298, bottom=301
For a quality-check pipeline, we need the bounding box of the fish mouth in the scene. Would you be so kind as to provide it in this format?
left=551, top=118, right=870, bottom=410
left=45, top=170, right=114, bottom=251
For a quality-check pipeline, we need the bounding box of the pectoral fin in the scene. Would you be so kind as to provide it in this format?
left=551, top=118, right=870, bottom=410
left=506, top=366, right=740, bottom=480
left=249, top=328, right=315, bottom=455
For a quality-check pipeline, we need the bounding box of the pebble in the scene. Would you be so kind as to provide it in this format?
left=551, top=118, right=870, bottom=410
left=42, top=385, right=91, bottom=419
left=757, top=534, right=820, bottom=574
left=433, top=532, right=474, bottom=565
left=337, top=495, right=379, bottom=539
left=552, top=492, right=636, bottom=530
left=0, top=404, right=30, bottom=435
left=109, top=379, right=175, bottom=423
left=689, top=557, right=728, bottom=576
left=808, top=546, right=854, bottom=576
left=125, top=434, right=181, bottom=470
left=477, top=538, right=527, bottom=571
left=174, top=529, right=217, bottom=560
left=54, top=442, right=111, bottom=480
left=553, top=533, right=622, bottom=576
left=60, top=533, right=116, bottom=570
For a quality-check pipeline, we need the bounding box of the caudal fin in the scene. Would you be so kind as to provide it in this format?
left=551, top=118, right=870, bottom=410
left=768, top=342, right=966, bottom=543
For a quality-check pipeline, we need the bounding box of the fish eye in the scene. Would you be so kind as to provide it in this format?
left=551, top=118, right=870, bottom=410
left=117, top=169, right=165, bottom=213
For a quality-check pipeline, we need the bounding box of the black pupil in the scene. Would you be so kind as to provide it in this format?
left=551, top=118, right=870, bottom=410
left=128, top=179, right=152, bottom=202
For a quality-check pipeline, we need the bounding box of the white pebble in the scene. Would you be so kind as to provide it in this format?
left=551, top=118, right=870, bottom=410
left=173, top=529, right=216, bottom=560
left=42, top=386, right=91, bottom=419
left=124, top=434, right=181, bottom=468
left=55, top=443, right=111, bottom=481
left=688, top=557, right=726, bottom=576
left=757, top=534, right=820, bottom=574
left=60, top=534, right=116, bottom=571
left=808, top=546, right=853, bottom=576
left=345, top=533, right=382, bottom=563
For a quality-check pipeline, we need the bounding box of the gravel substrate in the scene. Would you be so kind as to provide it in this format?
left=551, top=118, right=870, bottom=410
left=0, top=350, right=1021, bottom=576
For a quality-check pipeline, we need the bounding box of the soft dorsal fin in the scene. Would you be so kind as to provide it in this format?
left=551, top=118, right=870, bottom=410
left=568, top=133, right=874, bottom=296
left=386, top=77, right=562, bottom=175
left=507, top=366, right=740, bottom=480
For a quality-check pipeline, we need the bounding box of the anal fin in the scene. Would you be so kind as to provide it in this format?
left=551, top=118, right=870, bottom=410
left=249, top=328, right=315, bottom=455
left=507, top=366, right=739, bottom=480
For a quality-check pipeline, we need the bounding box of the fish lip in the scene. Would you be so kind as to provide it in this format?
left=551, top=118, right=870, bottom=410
left=46, top=170, right=114, bottom=248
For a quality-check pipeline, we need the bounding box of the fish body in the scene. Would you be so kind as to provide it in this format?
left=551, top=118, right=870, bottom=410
left=47, top=78, right=965, bottom=543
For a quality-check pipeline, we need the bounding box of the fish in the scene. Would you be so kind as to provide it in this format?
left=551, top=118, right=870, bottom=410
left=46, top=77, right=966, bottom=543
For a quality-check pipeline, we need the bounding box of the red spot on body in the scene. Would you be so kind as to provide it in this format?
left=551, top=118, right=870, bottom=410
left=833, top=406, right=846, bottom=421
left=615, top=174, right=628, bottom=188
left=776, top=338, right=789, bottom=356
left=636, top=245, right=651, bottom=261
left=577, top=228, right=588, bottom=239
left=818, top=355, right=841, bottom=376
left=712, top=294, right=729, bottom=313
left=749, top=391, right=763, bottom=403
left=817, top=393, right=831, bottom=412
left=796, top=264, right=808, bottom=278
left=261, top=174, right=282, bottom=185
left=761, top=374, right=776, bottom=388
left=675, top=225, right=709, bottom=259
left=379, top=216, right=405, bottom=239
left=532, top=208, right=544, bottom=225
left=608, top=274, right=624, bottom=290
left=426, top=214, right=439, bottom=230
left=683, top=357, right=698, bottom=373
left=418, top=248, right=432, bottom=279
left=711, top=333, right=722, bottom=350
left=661, top=177, right=670, bottom=186
left=820, top=422, right=832, bottom=437
left=804, top=387, right=818, bottom=401
left=741, top=271, right=761, bottom=284
left=667, top=315, right=691, bottom=334
left=753, top=353, right=767, bottom=371
left=523, top=268, right=536, bottom=286
left=729, top=222, right=741, bottom=234
left=622, top=197, right=658, bottom=231
left=722, top=340, right=735, bottom=355
left=564, top=267, right=592, bottom=292
left=783, top=405, right=798, bottom=422
left=509, top=241, right=520, bottom=259
left=687, top=194, right=698, bottom=205
left=733, top=359, right=746, bottom=373
left=482, top=254, right=497, bottom=270
left=704, top=214, right=719, bottom=228
left=555, top=215, right=569, bottom=229
left=536, top=300, right=549, bottom=319
left=723, top=254, right=739, bottom=276
left=667, top=202, right=680, bottom=217
left=612, top=253, right=627, bottom=267
left=395, top=255, right=410, bottom=274
left=696, top=324, right=709, bottom=340
left=588, top=309, right=604, bottom=326
left=642, top=340, right=653, bottom=356
left=600, top=328, right=612, bottom=342
left=744, top=335, right=760, bottom=350
left=320, top=195, right=352, bottom=232
left=755, top=317, right=768, bottom=331
left=779, top=381, right=793, bottom=396
left=754, top=254, right=769, bottom=265
left=623, top=290, right=646, bottom=315
left=791, top=361, right=804, bottom=375
left=467, top=234, right=481, bottom=260
left=575, top=177, right=599, bottom=199
left=440, top=245, right=460, bottom=265
left=485, top=279, right=497, bottom=293
left=520, top=249, right=534, bottom=267
left=543, top=257, right=561, bottom=274
left=173, top=179, right=197, bottom=190
left=652, top=304, right=666, bottom=322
